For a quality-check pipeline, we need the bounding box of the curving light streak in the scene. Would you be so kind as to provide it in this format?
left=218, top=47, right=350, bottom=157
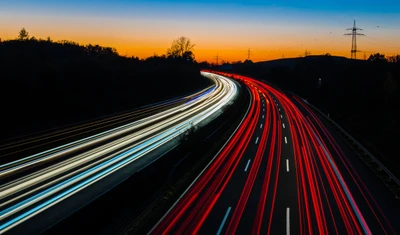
left=150, top=73, right=259, bottom=235
left=0, top=72, right=238, bottom=233
left=0, top=87, right=212, bottom=170
left=151, top=71, right=395, bottom=235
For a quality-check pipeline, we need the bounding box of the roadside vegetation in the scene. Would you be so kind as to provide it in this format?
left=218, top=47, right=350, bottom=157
left=0, top=29, right=212, bottom=140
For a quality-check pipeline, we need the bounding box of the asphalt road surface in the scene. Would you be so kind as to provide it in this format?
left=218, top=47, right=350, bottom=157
left=150, top=71, right=400, bottom=235
left=0, top=72, right=238, bottom=234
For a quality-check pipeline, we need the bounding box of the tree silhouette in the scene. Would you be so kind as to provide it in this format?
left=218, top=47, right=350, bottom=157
left=167, top=36, right=195, bottom=61
left=387, top=55, right=400, bottom=64
left=18, top=28, right=29, bottom=40
left=0, top=34, right=211, bottom=140
left=368, top=53, right=387, bottom=62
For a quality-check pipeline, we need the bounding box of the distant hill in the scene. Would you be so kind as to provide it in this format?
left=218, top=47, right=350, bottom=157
left=230, top=54, right=400, bottom=176
left=255, top=55, right=355, bottom=70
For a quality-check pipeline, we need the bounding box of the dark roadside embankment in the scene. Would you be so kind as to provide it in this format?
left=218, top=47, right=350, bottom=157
left=0, top=39, right=212, bottom=142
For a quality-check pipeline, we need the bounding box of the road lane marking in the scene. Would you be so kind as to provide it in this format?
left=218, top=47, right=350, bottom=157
left=283, top=123, right=286, bottom=128
left=244, top=159, right=251, bottom=172
left=263, top=109, right=265, bottom=111
left=260, top=124, right=263, bottom=129
left=279, top=108, right=281, bottom=111
left=286, top=159, right=290, bottom=172
left=284, top=137, right=287, bottom=144
left=280, top=115, right=283, bottom=119
left=262, top=115, right=264, bottom=119
left=255, top=137, right=259, bottom=144
left=286, top=207, right=290, bottom=235
left=217, top=207, right=232, bottom=235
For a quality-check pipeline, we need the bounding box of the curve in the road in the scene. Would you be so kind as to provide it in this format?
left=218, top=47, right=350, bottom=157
left=149, top=71, right=400, bottom=235
left=0, top=72, right=238, bottom=234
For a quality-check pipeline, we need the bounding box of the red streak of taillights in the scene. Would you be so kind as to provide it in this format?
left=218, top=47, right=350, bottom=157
left=151, top=74, right=261, bottom=234
left=153, top=71, right=388, bottom=235
left=225, top=81, right=270, bottom=235
left=295, top=96, right=395, bottom=234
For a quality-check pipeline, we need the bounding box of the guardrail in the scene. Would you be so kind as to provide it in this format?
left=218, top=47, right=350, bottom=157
left=292, top=93, right=400, bottom=199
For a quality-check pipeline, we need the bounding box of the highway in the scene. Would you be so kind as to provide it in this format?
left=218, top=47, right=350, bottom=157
left=0, top=71, right=238, bottom=234
left=150, top=71, right=400, bottom=235
left=0, top=87, right=215, bottom=164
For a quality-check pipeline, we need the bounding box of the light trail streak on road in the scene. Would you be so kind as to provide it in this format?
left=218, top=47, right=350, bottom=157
left=150, top=71, right=399, bottom=234
left=0, top=87, right=216, bottom=163
left=0, top=72, right=238, bottom=234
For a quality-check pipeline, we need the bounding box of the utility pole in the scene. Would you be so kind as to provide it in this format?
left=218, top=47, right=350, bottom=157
left=247, top=48, right=253, bottom=60
left=214, top=53, right=220, bottom=66
left=344, top=20, right=364, bottom=59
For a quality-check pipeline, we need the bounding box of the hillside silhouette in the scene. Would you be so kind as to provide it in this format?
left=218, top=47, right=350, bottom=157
left=0, top=36, right=211, bottom=140
left=215, top=55, right=400, bottom=174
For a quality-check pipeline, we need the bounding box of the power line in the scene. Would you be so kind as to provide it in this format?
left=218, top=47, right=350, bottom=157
left=213, top=53, right=221, bottom=65
left=344, top=20, right=365, bottom=59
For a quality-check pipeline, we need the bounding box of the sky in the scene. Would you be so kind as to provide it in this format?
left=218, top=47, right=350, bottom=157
left=1, top=0, right=399, bottom=62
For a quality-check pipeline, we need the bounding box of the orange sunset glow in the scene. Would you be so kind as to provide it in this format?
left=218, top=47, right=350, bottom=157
left=1, top=1, right=399, bottom=62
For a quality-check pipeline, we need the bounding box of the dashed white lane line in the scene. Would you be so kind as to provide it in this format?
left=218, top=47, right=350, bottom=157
left=260, top=124, right=263, bottom=129
left=280, top=115, right=283, bottom=119
left=286, top=159, right=290, bottom=172
left=255, top=137, right=259, bottom=144
left=262, top=115, right=265, bottom=119
left=286, top=207, right=290, bottom=235
left=217, top=207, right=232, bottom=235
left=244, top=159, right=251, bottom=172
left=283, top=123, right=285, bottom=128
left=284, top=137, right=288, bottom=144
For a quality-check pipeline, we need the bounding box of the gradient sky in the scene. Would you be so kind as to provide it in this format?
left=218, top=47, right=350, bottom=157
left=1, top=0, right=399, bottom=62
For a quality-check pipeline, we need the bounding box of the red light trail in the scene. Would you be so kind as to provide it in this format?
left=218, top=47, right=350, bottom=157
left=150, top=71, right=398, bottom=235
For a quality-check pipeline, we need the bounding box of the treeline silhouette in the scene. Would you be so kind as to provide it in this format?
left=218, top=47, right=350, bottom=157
left=211, top=55, right=400, bottom=174
left=0, top=36, right=211, bottom=140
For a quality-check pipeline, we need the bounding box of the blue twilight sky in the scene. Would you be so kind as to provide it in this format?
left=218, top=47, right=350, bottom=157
left=3, top=0, right=400, bottom=13
left=1, top=0, right=399, bottom=61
